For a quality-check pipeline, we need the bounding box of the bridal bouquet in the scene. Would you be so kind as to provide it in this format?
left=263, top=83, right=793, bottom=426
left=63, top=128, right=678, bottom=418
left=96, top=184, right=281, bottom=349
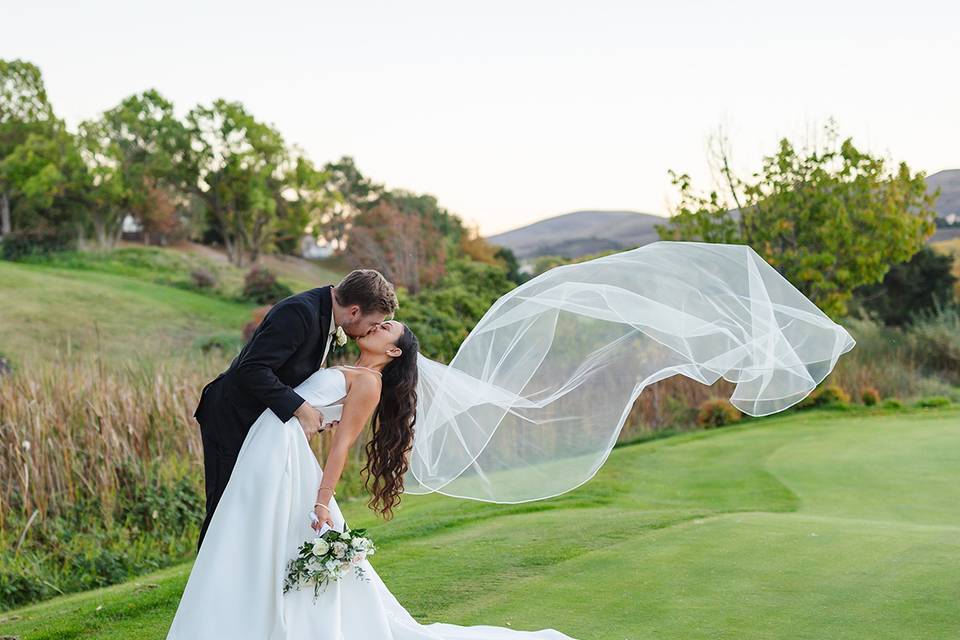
left=283, top=524, right=377, bottom=601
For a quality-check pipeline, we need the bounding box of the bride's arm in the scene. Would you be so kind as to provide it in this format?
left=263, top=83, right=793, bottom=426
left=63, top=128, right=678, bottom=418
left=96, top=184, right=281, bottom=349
left=314, top=374, right=381, bottom=516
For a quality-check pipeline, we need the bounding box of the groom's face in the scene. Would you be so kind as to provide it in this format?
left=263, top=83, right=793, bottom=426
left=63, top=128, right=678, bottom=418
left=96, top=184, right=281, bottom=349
left=341, top=307, right=387, bottom=339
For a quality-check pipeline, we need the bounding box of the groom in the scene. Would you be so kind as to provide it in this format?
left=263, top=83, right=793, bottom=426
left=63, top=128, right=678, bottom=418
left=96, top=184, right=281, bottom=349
left=193, top=269, right=398, bottom=550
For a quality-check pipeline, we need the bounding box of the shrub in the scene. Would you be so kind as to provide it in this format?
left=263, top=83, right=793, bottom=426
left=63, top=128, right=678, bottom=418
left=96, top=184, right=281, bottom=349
left=242, top=265, right=293, bottom=305
left=1, top=227, right=75, bottom=260
left=907, top=303, right=960, bottom=386
left=851, top=246, right=956, bottom=327
left=860, top=386, right=881, bottom=406
left=914, top=396, right=951, bottom=408
left=881, top=398, right=903, bottom=410
left=696, top=398, right=742, bottom=429
left=196, top=334, right=244, bottom=354
left=242, top=305, right=273, bottom=342
left=799, top=384, right=850, bottom=409
left=190, top=267, right=218, bottom=290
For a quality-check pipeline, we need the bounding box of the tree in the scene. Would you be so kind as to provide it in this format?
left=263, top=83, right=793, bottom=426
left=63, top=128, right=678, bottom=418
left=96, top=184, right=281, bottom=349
left=77, top=90, right=184, bottom=248
left=378, top=189, right=466, bottom=253
left=493, top=245, right=525, bottom=284
left=177, top=100, right=287, bottom=266
left=852, top=246, right=957, bottom=326
left=345, top=200, right=445, bottom=293
left=274, top=153, right=334, bottom=254
left=656, top=125, right=937, bottom=318
left=396, top=259, right=515, bottom=361
left=0, top=59, right=57, bottom=237
left=135, top=179, right=182, bottom=245
left=0, top=127, right=89, bottom=238
left=317, top=156, right=380, bottom=250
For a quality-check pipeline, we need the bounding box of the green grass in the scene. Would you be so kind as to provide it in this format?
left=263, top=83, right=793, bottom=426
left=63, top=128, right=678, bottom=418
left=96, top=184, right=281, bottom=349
left=0, top=260, right=252, bottom=363
left=2, top=406, right=957, bottom=639
left=15, top=244, right=347, bottom=299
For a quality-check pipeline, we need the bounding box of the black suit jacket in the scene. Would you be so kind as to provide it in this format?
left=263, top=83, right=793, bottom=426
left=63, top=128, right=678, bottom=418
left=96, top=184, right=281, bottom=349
left=194, top=285, right=334, bottom=457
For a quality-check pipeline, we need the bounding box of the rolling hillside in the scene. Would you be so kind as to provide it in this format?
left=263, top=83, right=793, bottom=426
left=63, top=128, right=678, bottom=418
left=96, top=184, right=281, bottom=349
left=491, top=170, right=960, bottom=259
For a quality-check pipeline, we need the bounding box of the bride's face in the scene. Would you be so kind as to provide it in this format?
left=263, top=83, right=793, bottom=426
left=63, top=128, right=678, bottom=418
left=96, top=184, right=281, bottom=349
left=357, top=319, right=405, bottom=356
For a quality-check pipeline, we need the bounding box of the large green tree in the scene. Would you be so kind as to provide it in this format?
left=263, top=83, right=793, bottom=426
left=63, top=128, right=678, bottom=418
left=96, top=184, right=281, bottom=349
left=78, top=90, right=184, bottom=248
left=0, top=127, right=88, bottom=236
left=177, top=100, right=287, bottom=266
left=0, top=59, right=62, bottom=236
left=273, top=153, right=333, bottom=254
left=655, top=127, right=937, bottom=318
left=319, top=155, right=381, bottom=250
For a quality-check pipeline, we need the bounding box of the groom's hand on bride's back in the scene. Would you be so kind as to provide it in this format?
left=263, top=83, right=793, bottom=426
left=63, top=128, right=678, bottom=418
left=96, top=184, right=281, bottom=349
left=294, top=402, right=324, bottom=439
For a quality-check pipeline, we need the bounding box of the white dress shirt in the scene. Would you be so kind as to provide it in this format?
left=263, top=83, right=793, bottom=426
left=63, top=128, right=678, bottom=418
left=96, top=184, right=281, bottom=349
left=320, top=304, right=336, bottom=368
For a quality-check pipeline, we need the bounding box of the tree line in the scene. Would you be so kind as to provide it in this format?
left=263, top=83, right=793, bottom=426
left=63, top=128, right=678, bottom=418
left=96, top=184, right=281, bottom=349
left=0, top=58, right=518, bottom=295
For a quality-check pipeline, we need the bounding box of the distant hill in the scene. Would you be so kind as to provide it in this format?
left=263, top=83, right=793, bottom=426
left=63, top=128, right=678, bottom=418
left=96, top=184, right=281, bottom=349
left=486, top=210, right=667, bottom=260
left=928, top=169, right=960, bottom=243
left=491, top=171, right=960, bottom=259
left=928, top=169, right=960, bottom=216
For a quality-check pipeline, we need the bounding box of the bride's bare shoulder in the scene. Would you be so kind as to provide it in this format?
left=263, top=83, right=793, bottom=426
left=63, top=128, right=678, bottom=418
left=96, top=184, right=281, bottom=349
left=334, top=366, right=382, bottom=396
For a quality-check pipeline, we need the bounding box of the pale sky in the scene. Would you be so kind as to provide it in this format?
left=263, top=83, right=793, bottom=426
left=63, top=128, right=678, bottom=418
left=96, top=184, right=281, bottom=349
left=3, top=0, right=958, bottom=235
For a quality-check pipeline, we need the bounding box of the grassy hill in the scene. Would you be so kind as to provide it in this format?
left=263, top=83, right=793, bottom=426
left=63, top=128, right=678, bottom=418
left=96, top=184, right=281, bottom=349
left=0, top=244, right=348, bottom=365
left=1, top=406, right=957, bottom=640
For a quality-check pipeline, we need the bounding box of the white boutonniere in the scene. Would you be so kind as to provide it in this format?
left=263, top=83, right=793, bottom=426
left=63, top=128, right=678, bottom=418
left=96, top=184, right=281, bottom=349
left=333, top=325, right=348, bottom=348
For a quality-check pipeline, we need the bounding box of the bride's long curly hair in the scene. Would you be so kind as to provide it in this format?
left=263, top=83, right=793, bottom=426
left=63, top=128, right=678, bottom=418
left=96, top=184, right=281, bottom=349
left=362, top=325, right=419, bottom=520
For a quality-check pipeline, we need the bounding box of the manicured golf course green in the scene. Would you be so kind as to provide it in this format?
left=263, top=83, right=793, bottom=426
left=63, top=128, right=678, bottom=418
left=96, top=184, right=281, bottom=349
left=2, top=406, right=957, bottom=639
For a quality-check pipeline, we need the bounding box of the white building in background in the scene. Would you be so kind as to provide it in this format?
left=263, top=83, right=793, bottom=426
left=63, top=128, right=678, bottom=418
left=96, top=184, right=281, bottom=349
left=121, top=214, right=142, bottom=234
left=300, top=234, right=335, bottom=259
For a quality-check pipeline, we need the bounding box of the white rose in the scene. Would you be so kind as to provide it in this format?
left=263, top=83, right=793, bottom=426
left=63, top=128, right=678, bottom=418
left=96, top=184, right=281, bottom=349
left=332, top=541, right=348, bottom=558
left=350, top=552, right=364, bottom=566
left=311, top=539, right=330, bottom=556
left=339, top=531, right=351, bottom=541
left=350, top=537, right=364, bottom=549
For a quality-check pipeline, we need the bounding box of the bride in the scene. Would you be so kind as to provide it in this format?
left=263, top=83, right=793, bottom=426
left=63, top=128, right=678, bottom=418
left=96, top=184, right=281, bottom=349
left=167, top=240, right=856, bottom=639
left=167, top=318, right=575, bottom=639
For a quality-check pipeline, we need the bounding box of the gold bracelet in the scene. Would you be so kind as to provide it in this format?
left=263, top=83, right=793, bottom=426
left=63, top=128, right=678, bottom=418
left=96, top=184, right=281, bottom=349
left=317, top=486, right=336, bottom=495
left=313, top=503, right=330, bottom=511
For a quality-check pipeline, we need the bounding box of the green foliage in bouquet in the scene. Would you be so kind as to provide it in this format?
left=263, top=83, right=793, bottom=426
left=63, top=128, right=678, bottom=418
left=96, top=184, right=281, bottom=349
left=283, top=526, right=376, bottom=602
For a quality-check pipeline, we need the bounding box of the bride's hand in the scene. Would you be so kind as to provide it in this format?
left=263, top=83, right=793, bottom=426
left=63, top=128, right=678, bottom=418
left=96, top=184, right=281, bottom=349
left=312, top=505, right=335, bottom=532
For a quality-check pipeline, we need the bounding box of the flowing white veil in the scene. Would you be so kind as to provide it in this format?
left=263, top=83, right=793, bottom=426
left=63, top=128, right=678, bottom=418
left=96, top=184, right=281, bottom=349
left=402, top=240, right=856, bottom=504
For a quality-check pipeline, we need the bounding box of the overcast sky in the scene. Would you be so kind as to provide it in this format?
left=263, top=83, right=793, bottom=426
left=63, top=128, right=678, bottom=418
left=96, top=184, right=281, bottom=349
left=3, top=0, right=957, bottom=234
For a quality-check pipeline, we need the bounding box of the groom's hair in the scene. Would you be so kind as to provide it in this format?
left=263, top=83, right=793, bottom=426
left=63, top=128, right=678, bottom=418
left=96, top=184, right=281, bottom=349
left=334, top=269, right=398, bottom=316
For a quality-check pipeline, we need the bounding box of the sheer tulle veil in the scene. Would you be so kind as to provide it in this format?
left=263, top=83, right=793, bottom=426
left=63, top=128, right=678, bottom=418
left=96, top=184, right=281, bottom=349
left=402, top=240, right=856, bottom=504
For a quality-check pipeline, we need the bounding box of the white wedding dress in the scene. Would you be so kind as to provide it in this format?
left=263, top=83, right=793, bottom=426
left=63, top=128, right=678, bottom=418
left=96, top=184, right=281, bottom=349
left=167, top=367, right=575, bottom=640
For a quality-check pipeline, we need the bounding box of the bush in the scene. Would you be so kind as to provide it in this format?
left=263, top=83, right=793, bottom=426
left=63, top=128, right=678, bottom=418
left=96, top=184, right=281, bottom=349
left=860, top=386, right=881, bottom=406
left=241, top=265, right=293, bottom=305
left=881, top=398, right=903, bottom=410
left=696, top=398, right=742, bottom=428
left=195, top=333, right=244, bottom=354
left=914, top=396, right=951, bottom=408
left=1, top=227, right=75, bottom=260
left=242, top=305, right=273, bottom=342
left=190, top=267, right=218, bottom=290
left=907, top=303, right=960, bottom=386
left=851, top=246, right=956, bottom=327
left=799, top=384, right=851, bottom=409
left=396, top=259, right=515, bottom=361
